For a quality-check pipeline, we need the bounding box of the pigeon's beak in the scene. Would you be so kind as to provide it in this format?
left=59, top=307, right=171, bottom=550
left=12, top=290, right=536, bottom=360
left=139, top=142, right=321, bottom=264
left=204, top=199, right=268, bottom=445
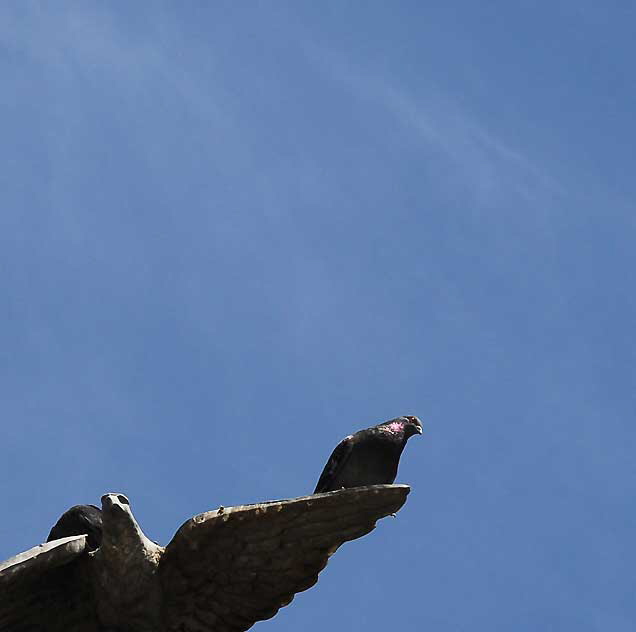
left=414, top=423, right=423, bottom=434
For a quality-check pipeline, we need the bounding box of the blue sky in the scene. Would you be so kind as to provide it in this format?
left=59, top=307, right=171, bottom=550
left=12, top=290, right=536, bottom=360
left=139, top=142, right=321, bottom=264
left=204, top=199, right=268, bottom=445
left=1, top=2, right=635, bottom=630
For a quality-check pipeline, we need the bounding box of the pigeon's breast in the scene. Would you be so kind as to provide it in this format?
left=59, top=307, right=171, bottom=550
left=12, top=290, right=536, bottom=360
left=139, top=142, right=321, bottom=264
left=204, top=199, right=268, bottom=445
left=336, top=439, right=402, bottom=488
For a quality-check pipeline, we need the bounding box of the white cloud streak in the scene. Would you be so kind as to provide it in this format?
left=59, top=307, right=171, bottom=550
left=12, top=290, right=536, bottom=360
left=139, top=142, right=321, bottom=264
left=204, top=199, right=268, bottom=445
left=303, top=43, right=566, bottom=206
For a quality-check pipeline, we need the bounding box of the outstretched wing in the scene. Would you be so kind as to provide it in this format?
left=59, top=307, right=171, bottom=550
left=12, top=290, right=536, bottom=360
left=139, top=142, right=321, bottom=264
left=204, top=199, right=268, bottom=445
left=0, top=536, right=98, bottom=632
left=160, top=484, right=410, bottom=632
left=313, top=434, right=354, bottom=493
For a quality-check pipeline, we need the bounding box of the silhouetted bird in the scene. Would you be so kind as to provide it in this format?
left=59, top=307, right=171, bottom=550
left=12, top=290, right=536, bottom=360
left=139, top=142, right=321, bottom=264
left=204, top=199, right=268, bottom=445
left=47, top=504, right=103, bottom=551
left=314, top=415, right=423, bottom=493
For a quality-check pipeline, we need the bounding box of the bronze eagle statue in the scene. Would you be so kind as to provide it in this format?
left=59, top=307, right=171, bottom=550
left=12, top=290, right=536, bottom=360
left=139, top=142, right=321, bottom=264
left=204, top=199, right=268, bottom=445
left=0, top=485, right=410, bottom=632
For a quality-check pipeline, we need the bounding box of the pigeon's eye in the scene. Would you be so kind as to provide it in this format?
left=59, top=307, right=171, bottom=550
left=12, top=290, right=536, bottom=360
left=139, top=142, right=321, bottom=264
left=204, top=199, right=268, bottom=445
left=117, top=495, right=130, bottom=505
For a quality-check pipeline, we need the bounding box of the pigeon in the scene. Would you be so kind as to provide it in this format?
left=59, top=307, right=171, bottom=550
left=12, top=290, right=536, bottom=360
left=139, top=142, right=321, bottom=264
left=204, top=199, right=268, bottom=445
left=47, top=504, right=103, bottom=551
left=314, top=415, right=423, bottom=493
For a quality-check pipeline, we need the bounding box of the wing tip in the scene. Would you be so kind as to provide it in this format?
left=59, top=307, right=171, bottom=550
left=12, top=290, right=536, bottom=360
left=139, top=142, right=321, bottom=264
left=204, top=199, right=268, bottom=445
left=165, top=484, right=412, bottom=553
left=0, top=535, right=87, bottom=586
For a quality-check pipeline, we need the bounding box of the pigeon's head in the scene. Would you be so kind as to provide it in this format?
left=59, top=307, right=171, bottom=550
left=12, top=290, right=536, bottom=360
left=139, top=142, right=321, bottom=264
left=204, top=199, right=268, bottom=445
left=401, top=415, right=423, bottom=439
left=381, top=415, right=423, bottom=439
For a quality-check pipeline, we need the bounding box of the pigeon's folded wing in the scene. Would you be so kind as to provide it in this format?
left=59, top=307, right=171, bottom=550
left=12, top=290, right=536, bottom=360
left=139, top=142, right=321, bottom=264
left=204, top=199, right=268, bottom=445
left=159, top=484, right=410, bottom=632
left=313, top=434, right=354, bottom=493
left=0, top=536, right=98, bottom=632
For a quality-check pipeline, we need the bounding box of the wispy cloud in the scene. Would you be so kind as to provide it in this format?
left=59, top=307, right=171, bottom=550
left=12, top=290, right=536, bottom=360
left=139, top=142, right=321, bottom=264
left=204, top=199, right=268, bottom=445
left=0, top=4, right=142, bottom=72
left=303, top=44, right=565, bottom=206
left=0, top=4, right=233, bottom=127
